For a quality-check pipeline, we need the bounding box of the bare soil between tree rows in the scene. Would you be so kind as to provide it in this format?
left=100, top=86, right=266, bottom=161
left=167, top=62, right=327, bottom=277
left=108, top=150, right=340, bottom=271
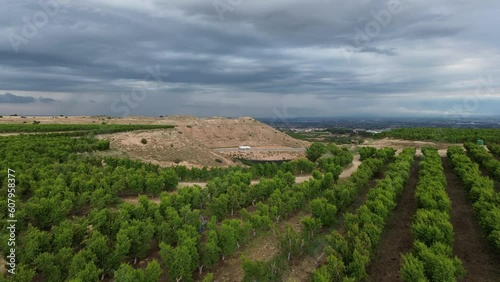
left=365, top=159, right=420, bottom=282
left=442, top=157, right=500, bottom=282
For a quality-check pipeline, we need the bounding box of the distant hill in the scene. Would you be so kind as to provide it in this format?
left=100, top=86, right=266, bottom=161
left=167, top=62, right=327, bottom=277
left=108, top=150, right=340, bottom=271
left=156, top=116, right=309, bottom=148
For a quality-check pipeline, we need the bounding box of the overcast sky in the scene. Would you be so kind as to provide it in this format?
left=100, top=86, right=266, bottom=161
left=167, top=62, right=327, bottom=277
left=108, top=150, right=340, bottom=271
left=1, top=0, right=499, bottom=118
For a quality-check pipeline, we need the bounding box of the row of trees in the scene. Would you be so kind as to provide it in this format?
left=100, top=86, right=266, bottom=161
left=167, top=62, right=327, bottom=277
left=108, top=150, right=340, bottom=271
left=465, top=142, right=500, bottom=181
left=164, top=168, right=312, bottom=223
left=0, top=123, right=174, bottom=134
left=358, top=147, right=396, bottom=161
left=102, top=153, right=315, bottom=183
left=160, top=170, right=289, bottom=219
left=306, top=142, right=353, bottom=164
left=311, top=148, right=416, bottom=281
left=308, top=148, right=396, bottom=230
left=377, top=128, right=500, bottom=143
left=241, top=225, right=299, bottom=281
left=243, top=159, right=316, bottom=178
left=448, top=147, right=500, bottom=251
left=401, top=147, right=464, bottom=281
left=487, top=143, right=500, bottom=157
left=114, top=260, right=162, bottom=282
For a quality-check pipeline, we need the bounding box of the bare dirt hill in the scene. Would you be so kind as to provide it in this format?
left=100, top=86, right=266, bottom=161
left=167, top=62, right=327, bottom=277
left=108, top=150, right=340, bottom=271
left=96, top=129, right=235, bottom=167
left=155, top=116, right=309, bottom=148
left=98, top=116, right=309, bottom=167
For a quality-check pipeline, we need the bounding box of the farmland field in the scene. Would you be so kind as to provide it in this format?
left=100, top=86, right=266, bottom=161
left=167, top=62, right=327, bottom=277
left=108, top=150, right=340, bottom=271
left=1, top=124, right=500, bottom=281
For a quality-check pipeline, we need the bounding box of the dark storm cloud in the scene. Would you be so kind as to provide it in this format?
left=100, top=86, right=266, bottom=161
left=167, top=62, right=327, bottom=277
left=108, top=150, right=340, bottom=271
left=0, top=92, right=57, bottom=104
left=0, top=0, right=499, bottom=117
left=0, top=93, right=36, bottom=103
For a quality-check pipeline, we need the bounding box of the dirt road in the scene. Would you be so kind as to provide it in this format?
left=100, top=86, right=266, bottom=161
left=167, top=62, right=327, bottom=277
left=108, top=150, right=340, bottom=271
left=366, top=159, right=420, bottom=281
left=214, top=147, right=306, bottom=152
left=443, top=157, right=500, bottom=281
left=339, top=154, right=361, bottom=179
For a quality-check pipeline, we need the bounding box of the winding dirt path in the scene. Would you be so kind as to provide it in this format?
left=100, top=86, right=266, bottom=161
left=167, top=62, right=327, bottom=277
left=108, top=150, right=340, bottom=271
left=339, top=154, right=361, bottom=179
